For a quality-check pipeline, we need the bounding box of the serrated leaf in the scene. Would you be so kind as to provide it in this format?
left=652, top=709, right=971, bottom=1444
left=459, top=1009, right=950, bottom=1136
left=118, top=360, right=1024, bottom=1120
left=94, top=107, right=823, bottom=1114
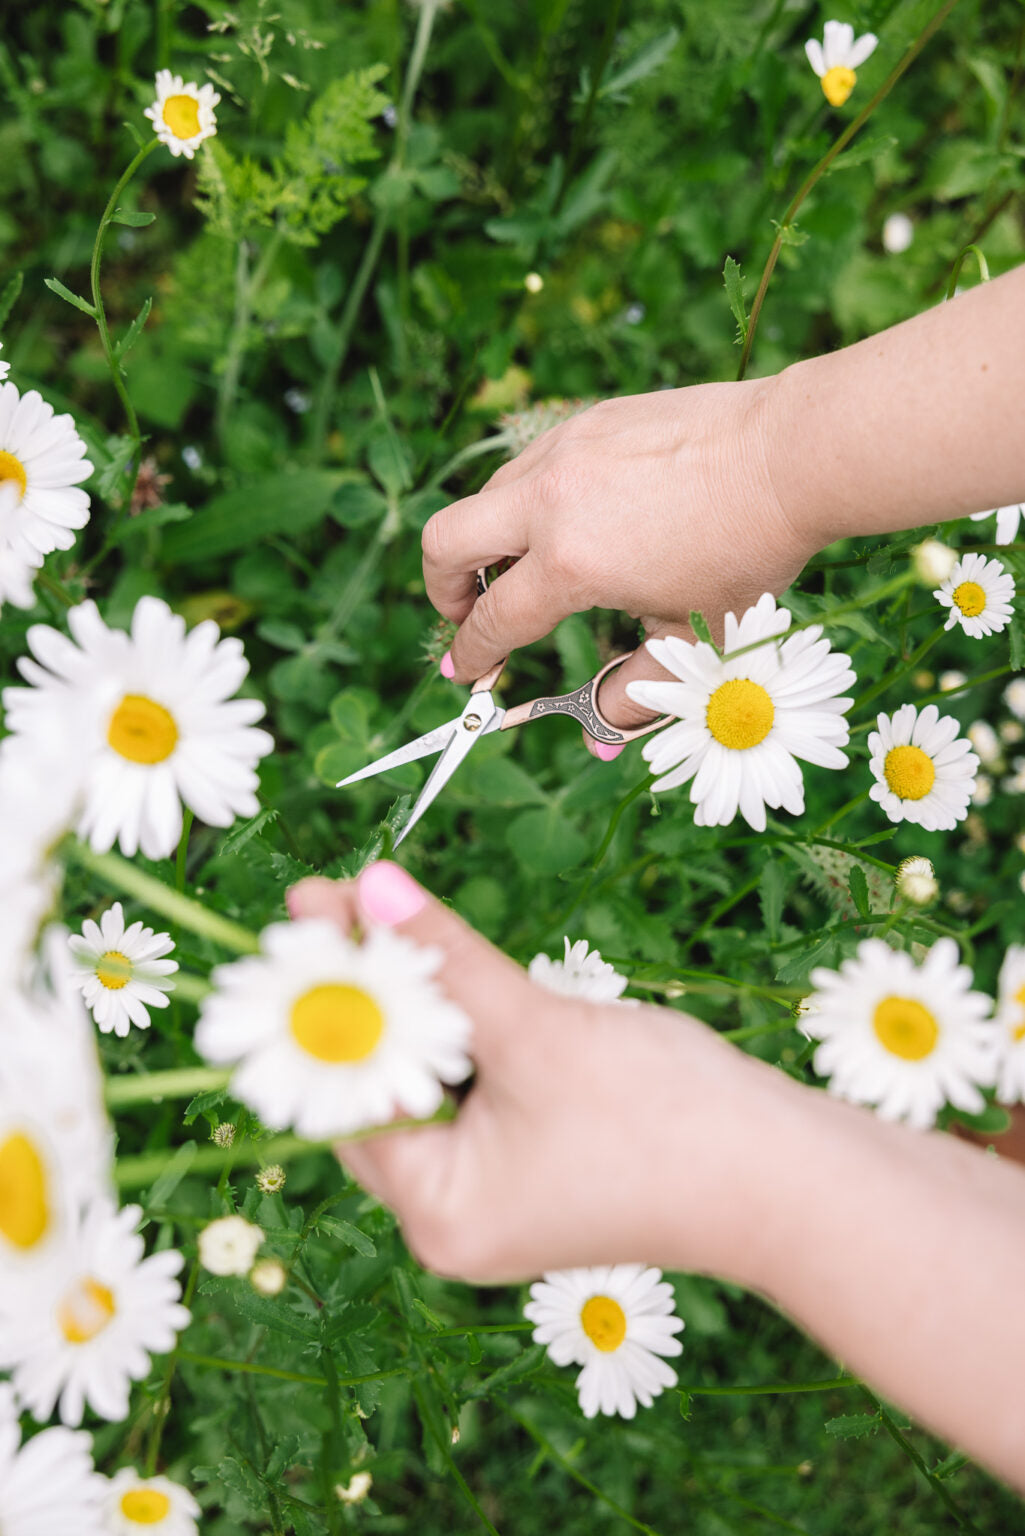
left=824, top=1412, right=880, bottom=1440
left=848, top=865, right=870, bottom=920
left=97, top=434, right=138, bottom=502
left=231, top=1287, right=321, bottom=1342
left=217, top=1456, right=266, bottom=1514
left=114, top=296, right=152, bottom=362
left=218, top=807, right=280, bottom=856
left=598, top=26, right=679, bottom=99
left=829, top=134, right=897, bottom=172
left=182, top=1087, right=229, bottom=1126
left=317, top=1215, right=376, bottom=1257
left=467, top=1344, right=547, bottom=1399
left=111, top=208, right=157, bottom=227
left=722, top=255, right=748, bottom=344
left=759, top=859, right=787, bottom=944
left=0, top=271, right=23, bottom=329
left=771, top=218, right=809, bottom=247
left=44, top=276, right=97, bottom=317
left=412, top=1298, right=445, bottom=1332
left=775, top=932, right=839, bottom=987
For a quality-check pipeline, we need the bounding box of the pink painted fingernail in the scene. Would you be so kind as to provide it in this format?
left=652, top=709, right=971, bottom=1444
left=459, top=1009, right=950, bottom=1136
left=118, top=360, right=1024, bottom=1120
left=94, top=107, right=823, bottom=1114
left=358, top=861, right=427, bottom=926
left=440, top=650, right=455, bottom=679
left=594, top=741, right=625, bottom=762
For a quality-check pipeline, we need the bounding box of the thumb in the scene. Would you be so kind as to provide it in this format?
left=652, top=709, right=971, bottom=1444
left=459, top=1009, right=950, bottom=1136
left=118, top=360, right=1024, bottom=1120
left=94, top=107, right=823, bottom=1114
left=447, top=554, right=568, bottom=684
left=580, top=622, right=685, bottom=761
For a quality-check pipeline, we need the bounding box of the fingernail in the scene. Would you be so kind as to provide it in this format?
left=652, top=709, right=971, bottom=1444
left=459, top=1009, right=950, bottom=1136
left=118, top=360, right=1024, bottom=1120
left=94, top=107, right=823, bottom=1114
left=439, top=650, right=455, bottom=679
left=594, top=741, right=625, bottom=762
left=358, top=861, right=427, bottom=926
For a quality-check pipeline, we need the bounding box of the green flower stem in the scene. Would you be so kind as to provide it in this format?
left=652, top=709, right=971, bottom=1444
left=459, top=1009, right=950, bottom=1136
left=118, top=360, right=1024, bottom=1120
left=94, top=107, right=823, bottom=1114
left=146, top=1257, right=199, bottom=1474
left=945, top=242, right=989, bottom=300
left=721, top=1019, right=799, bottom=1044
left=681, top=870, right=762, bottom=958
left=216, top=226, right=286, bottom=448
left=558, top=774, right=654, bottom=931
left=89, top=138, right=159, bottom=487
left=428, top=431, right=515, bottom=488
left=169, top=971, right=212, bottom=1004
left=860, top=1388, right=983, bottom=1535
left=906, top=663, right=1014, bottom=717
left=683, top=1374, right=860, bottom=1397
left=174, top=808, right=194, bottom=895
left=175, top=1352, right=410, bottom=1390
left=64, top=838, right=261, bottom=954
left=851, top=624, right=945, bottom=718
left=810, top=788, right=870, bottom=837
left=35, top=569, right=77, bottom=608
left=105, top=1066, right=230, bottom=1109
left=737, top=0, right=962, bottom=380
left=503, top=1404, right=664, bottom=1536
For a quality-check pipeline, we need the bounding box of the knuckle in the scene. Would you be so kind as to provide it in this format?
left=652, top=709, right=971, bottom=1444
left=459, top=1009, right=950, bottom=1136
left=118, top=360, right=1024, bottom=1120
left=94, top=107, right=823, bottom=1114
left=533, top=456, right=588, bottom=513
left=405, top=1209, right=492, bottom=1282
left=420, top=511, right=446, bottom=569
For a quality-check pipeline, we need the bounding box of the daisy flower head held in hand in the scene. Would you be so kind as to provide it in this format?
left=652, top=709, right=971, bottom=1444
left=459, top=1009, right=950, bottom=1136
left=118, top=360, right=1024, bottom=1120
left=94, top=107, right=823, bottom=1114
left=145, top=70, right=220, bottom=158
left=105, top=1468, right=200, bottom=1536
left=194, top=917, right=472, bottom=1140
left=68, top=902, right=177, bottom=1037
left=868, top=703, right=978, bottom=830
left=934, top=551, right=1016, bottom=639
left=626, top=594, right=855, bottom=832
left=805, top=20, right=878, bottom=106
left=0, top=1383, right=106, bottom=1536
left=525, top=1265, right=684, bottom=1419
left=528, top=937, right=629, bottom=1002
left=2, top=596, right=274, bottom=860
left=803, top=938, right=995, bottom=1130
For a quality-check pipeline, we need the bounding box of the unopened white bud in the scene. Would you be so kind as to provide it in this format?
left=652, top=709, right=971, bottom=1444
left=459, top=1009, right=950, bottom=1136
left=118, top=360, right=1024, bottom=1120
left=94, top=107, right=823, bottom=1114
left=939, top=670, right=967, bottom=694
left=212, top=1122, right=235, bottom=1148
left=198, top=1215, right=264, bottom=1276
left=524, top=271, right=544, bottom=294
left=971, top=774, right=993, bottom=807
left=1000, top=720, right=1023, bottom=744
left=335, top=1472, right=373, bottom=1504
left=967, top=721, right=1001, bottom=766
left=912, top=539, right=957, bottom=586
left=250, top=1258, right=287, bottom=1296
left=882, top=212, right=914, bottom=253
left=257, top=1164, right=286, bottom=1194
left=1005, top=679, right=1025, bottom=721
left=896, top=856, right=938, bottom=906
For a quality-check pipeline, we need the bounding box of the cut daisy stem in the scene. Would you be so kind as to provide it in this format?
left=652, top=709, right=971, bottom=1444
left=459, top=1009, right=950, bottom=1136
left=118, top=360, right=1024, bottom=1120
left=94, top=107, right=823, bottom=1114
left=65, top=838, right=261, bottom=954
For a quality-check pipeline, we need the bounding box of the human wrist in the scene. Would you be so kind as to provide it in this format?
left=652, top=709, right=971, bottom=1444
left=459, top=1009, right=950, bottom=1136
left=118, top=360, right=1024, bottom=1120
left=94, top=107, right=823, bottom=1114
left=755, top=358, right=843, bottom=558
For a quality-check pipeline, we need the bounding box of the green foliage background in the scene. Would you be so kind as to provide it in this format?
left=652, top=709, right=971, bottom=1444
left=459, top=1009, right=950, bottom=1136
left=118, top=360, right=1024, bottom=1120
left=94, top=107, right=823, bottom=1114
left=2, top=0, right=1025, bottom=1530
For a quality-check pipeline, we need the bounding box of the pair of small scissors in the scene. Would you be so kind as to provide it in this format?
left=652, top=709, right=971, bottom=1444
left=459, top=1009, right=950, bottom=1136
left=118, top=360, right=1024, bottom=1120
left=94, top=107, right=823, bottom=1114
left=337, top=572, right=672, bottom=846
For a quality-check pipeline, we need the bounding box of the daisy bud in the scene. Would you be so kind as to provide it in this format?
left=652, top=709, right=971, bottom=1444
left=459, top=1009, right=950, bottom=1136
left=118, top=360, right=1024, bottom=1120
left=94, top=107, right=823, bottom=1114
left=1015, top=831, right=1025, bottom=855
left=912, top=671, right=935, bottom=690
left=335, top=1472, right=373, bottom=1504
left=882, top=212, right=914, bottom=254
left=895, top=856, right=938, bottom=906
left=967, top=721, right=1001, bottom=766
left=524, top=272, right=544, bottom=294
left=451, top=1424, right=461, bottom=1445
left=212, top=1122, right=235, bottom=1148
left=911, top=539, right=957, bottom=586
left=971, top=774, right=993, bottom=807
left=256, top=1163, right=286, bottom=1194
left=1005, top=679, right=1025, bottom=721
left=198, top=1215, right=264, bottom=1276
left=939, top=671, right=967, bottom=694
left=1000, top=720, right=1023, bottom=744
left=250, top=1258, right=287, bottom=1297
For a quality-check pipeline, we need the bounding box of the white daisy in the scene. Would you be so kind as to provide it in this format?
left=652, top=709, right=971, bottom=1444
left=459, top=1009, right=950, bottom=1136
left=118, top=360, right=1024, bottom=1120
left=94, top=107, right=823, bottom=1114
left=894, top=856, right=938, bottom=906
left=0, top=1198, right=190, bottom=1426
left=626, top=593, right=855, bottom=832
left=868, top=703, right=978, bottom=831
left=0, top=342, right=8, bottom=381
left=197, top=1215, right=263, bottom=1277
left=971, top=503, right=1022, bottom=545
left=524, top=1265, right=684, bottom=1420
left=68, top=902, right=177, bottom=1038
left=934, top=551, right=1015, bottom=638
left=804, top=20, right=877, bottom=106
left=528, top=938, right=629, bottom=1003
left=911, top=538, right=957, bottom=587
left=993, top=946, right=1025, bottom=1105
left=803, top=937, right=996, bottom=1130
left=0, top=488, right=42, bottom=612
left=144, top=70, right=220, bottom=159
left=0, top=731, right=85, bottom=984
left=2, top=596, right=275, bottom=859
left=967, top=720, right=1001, bottom=767
left=0, top=1383, right=106, bottom=1536
left=1004, top=678, right=1025, bottom=722
left=194, top=918, right=472, bottom=1141
left=104, top=1468, right=200, bottom=1536
left=0, top=380, right=92, bottom=562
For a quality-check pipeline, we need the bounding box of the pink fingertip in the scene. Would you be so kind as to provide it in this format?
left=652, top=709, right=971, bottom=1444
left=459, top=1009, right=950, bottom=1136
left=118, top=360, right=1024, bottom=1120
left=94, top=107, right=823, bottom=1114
left=440, top=650, right=455, bottom=679
left=594, top=741, right=625, bottom=762
left=358, top=861, right=427, bottom=926
left=285, top=884, right=303, bottom=919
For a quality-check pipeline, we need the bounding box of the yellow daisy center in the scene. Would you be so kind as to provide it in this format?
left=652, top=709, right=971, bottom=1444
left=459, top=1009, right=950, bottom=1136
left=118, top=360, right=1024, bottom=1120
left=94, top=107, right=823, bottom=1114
left=58, top=1276, right=116, bottom=1344
left=706, top=679, right=774, bottom=750
left=883, top=744, right=935, bottom=801
left=97, top=950, right=132, bottom=990
left=162, top=93, right=201, bottom=140
left=872, top=996, right=939, bottom=1061
left=952, top=580, right=986, bottom=618
left=580, top=1295, right=627, bottom=1352
left=289, top=984, right=384, bottom=1063
left=120, top=1488, right=172, bottom=1525
left=821, top=65, right=856, bottom=106
left=108, top=694, right=179, bottom=764
left=1012, top=982, right=1025, bottom=1044
left=0, top=447, right=27, bottom=500
left=0, top=1132, right=50, bottom=1250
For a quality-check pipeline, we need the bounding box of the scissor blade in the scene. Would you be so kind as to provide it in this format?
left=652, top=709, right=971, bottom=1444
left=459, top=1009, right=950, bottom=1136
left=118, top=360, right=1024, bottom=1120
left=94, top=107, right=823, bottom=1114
left=393, top=696, right=502, bottom=846
left=336, top=718, right=458, bottom=788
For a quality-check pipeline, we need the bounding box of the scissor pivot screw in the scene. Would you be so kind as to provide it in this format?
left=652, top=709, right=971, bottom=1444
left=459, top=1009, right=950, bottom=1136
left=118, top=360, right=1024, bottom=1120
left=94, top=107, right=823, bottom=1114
left=463, top=713, right=483, bottom=732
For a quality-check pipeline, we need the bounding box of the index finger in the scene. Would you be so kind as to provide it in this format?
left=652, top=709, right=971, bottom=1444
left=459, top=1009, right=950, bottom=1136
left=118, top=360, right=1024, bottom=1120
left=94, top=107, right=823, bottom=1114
left=421, top=478, right=531, bottom=623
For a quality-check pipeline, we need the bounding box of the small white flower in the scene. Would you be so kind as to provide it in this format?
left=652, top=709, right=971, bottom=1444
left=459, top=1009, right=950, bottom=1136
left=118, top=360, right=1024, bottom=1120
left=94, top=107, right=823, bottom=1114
left=911, top=538, right=957, bottom=587
left=212, top=1122, right=235, bottom=1148
left=0, top=1198, right=190, bottom=1426
left=1001, top=720, right=1024, bottom=745
left=971, top=773, right=993, bottom=807
left=524, top=272, right=544, bottom=294
left=1007, top=758, right=1025, bottom=795
left=804, top=20, right=877, bottom=106
left=195, top=918, right=472, bottom=1141
left=993, top=946, right=1025, bottom=1105
left=104, top=1468, right=200, bottom=1535
left=335, top=1472, right=373, bottom=1504
left=803, top=938, right=996, bottom=1130
left=250, top=1258, right=287, bottom=1296
left=627, top=594, right=855, bottom=832
left=525, top=1265, right=684, bottom=1419
left=0, top=381, right=92, bottom=601
left=68, top=902, right=177, bottom=1037
left=256, top=1163, right=286, bottom=1193
left=0, top=1382, right=106, bottom=1535
left=198, top=1214, right=264, bottom=1276
left=868, top=703, right=978, bottom=831
left=3, top=596, right=274, bottom=860
left=939, top=670, right=967, bottom=693
left=934, top=551, right=1015, bottom=638
left=528, top=938, right=629, bottom=1003
left=895, top=856, right=938, bottom=906
left=1004, top=678, right=1025, bottom=721
left=970, top=503, right=1022, bottom=546
left=882, top=212, right=914, bottom=254
left=967, top=720, right=1001, bottom=767
left=144, top=70, right=220, bottom=159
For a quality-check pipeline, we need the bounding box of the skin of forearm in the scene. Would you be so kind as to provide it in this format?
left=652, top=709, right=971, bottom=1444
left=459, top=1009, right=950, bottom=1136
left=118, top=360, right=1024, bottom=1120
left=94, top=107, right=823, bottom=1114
left=766, top=263, right=1025, bottom=549
left=691, top=1064, right=1025, bottom=1491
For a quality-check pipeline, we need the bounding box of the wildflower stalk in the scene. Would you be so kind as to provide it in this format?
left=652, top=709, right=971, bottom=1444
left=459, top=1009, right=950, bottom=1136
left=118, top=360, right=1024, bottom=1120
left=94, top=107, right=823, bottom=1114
left=216, top=226, right=286, bottom=449
left=737, top=0, right=961, bottom=380
left=105, top=1065, right=230, bottom=1109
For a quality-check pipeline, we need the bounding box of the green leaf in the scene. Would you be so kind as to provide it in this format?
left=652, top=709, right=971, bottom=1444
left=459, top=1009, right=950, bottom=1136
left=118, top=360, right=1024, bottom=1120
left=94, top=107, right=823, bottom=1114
left=848, top=865, right=870, bottom=920
left=939, top=1101, right=1012, bottom=1136
left=44, top=276, right=97, bottom=317
left=932, top=1449, right=969, bottom=1480
left=330, top=478, right=388, bottom=529
left=553, top=614, right=600, bottom=690
left=96, top=435, right=137, bottom=502
left=216, top=1456, right=266, bottom=1515
left=110, top=208, right=156, bottom=227
left=829, top=135, right=897, bottom=172
left=597, top=27, right=679, bottom=100
left=1009, top=613, right=1025, bottom=672
left=678, top=1389, right=692, bottom=1420
left=162, top=470, right=346, bottom=563
left=182, top=1087, right=229, bottom=1126
left=506, top=806, right=587, bottom=875
left=467, top=1344, right=547, bottom=1399
left=689, top=609, right=714, bottom=647
left=770, top=218, right=809, bottom=247
left=758, top=859, right=787, bottom=944
left=460, top=755, right=547, bottom=807
left=114, top=296, right=152, bottom=362
left=775, top=932, right=838, bottom=987
left=824, top=1412, right=880, bottom=1440
left=722, top=255, right=748, bottom=344
left=317, top=1215, right=377, bottom=1257
left=411, top=1298, right=445, bottom=1332
left=218, top=807, right=280, bottom=856
left=367, top=433, right=413, bottom=498
left=108, top=501, right=191, bottom=544
left=143, top=1141, right=197, bottom=1211
left=231, top=1287, right=321, bottom=1342
left=0, top=270, right=23, bottom=329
